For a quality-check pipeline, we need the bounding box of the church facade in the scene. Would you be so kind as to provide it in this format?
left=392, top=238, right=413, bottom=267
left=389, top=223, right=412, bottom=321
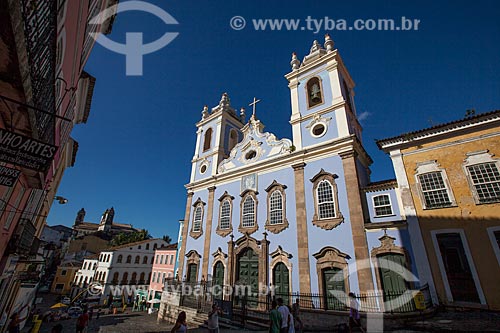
left=72, top=207, right=138, bottom=237
left=176, top=36, right=435, bottom=306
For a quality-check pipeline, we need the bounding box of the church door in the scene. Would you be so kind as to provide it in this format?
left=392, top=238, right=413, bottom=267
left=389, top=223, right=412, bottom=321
left=322, top=268, right=345, bottom=310
left=237, top=248, right=259, bottom=307
left=187, top=263, right=197, bottom=283
left=273, top=263, right=290, bottom=304
left=436, top=233, right=480, bottom=303
left=377, top=253, right=408, bottom=310
left=213, top=261, right=224, bottom=299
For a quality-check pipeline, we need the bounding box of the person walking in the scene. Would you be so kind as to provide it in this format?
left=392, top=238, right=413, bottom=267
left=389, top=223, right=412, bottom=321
left=348, top=292, right=365, bottom=333
left=269, top=300, right=282, bottom=333
left=171, top=311, right=187, bottom=333
left=76, top=308, right=89, bottom=333
left=292, top=298, right=303, bottom=332
left=7, top=304, right=29, bottom=333
left=277, top=298, right=290, bottom=333
left=207, top=303, right=222, bottom=333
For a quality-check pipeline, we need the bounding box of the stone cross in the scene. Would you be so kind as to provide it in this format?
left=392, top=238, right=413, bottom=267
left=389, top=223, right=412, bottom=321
left=249, top=97, right=261, bottom=117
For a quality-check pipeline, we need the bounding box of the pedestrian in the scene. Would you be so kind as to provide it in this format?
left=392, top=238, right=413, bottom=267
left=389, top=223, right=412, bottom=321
left=348, top=292, right=365, bottom=333
left=76, top=308, right=89, bottom=333
left=269, top=300, right=282, bottom=333
left=292, top=298, right=303, bottom=332
left=170, top=311, right=187, bottom=333
left=7, top=305, right=29, bottom=333
left=287, top=305, right=295, bottom=333
left=207, top=304, right=222, bottom=333
left=277, top=298, right=290, bottom=333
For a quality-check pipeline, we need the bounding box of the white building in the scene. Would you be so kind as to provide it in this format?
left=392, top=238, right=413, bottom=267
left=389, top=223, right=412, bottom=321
left=73, top=256, right=98, bottom=287
left=91, top=239, right=167, bottom=302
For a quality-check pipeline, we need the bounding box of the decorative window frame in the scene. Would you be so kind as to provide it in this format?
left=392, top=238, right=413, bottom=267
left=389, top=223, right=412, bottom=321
left=310, top=169, right=344, bottom=230
left=190, top=198, right=206, bottom=239
left=430, top=229, right=486, bottom=304
left=216, top=191, right=234, bottom=237
left=372, top=193, right=394, bottom=218
left=463, top=151, right=500, bottom=204
left=199, top=158, right=210, bottom=175
left=306, top=113, right=332, bottom=139
left=239, top=190, right=259, bottom=235
left=265, top=181, right=289, bottom=234
left=212, top=247, right=228, bottom=290
left=370, top=234, right=413, bottom=294
left=305, top=76, right=325, bottom=109
left=228, top=128, right=239, bottom=152
left=414, top=161, right=456, bottom=210
left=486, top=226, right=500, bottom=267
left=185, top=250, right=202, bottom=283
left=269, top=246, right=293, bottom=294
left=313, top=246, right=350, bottom=309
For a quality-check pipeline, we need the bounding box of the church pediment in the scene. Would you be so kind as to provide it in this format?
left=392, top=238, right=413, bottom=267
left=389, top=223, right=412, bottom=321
left=218, top=115, right=293, bottom=173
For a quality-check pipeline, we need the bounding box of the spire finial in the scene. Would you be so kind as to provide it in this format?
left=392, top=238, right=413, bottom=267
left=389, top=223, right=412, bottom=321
left=202, top=105, right=209, bottom=119
left=240, top=107, right=246, bottom=122
left=324, top=33, right=334, bottom=52
left=290, top=52, right=300, bottom=71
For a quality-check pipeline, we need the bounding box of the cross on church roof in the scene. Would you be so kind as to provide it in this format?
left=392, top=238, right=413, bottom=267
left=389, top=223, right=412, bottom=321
left=249, top=97, right=261, bottom=117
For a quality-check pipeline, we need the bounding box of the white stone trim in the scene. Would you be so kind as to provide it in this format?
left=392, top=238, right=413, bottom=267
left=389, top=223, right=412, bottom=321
left=462, top=150, right=500, bottom=204
left=487, top=226, right=500, bottom=267
left=414, top=161, right=457, bottom=209
left=389, top=150, right=438, bottom=304
left=371, top=193, right=395, bottom=218
left=430, top=229, right=486, bottom=304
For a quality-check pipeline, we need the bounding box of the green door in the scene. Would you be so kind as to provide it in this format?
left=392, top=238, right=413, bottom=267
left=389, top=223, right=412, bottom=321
left=213, top=261, right=224, bottom=299
left=273, top=263, right=290, bottom=304
left=187, top=263, right=197, bottom=283
left=237, top=248, right=259, bottom=307
left=322, top=268, right=345, bottom=310
left=377, top=253, right=408, bottom=295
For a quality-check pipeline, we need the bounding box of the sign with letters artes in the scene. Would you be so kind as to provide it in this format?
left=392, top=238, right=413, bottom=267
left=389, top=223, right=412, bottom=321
left=0, top=128, right=57, bottom=172
left=0, top=165, right=20, bottom=187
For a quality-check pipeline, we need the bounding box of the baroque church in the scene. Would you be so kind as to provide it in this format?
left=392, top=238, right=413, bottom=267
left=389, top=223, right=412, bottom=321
left=72, top=207, right=139, bottom=237
left=176, top=35, right=434, bottom=306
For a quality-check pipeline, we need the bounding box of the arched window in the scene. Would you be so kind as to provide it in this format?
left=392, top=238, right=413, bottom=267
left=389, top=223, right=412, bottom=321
left=93, top=263, right=97, bottom=270
left=220, top=200, right=231, bottom=229
left=126, top=255, right=132, bottom=263
left=203, top=128, right=212, bottom=152
left=306, top=77, right=323, bottom=108
left=229, top=129, right=238, bottom=152
left=265, top=181, right=288, bottom=234
left=131, top=272, right=137, bottom=284
left=135, top=255, right=140, bottom=264
left=139, top=272, right=145, bottom=284
left=242, top=196, right=256, bottom=227
left=121, top=272, right=128, bottom=285
left=113, top=272, right=119, bottom=284
left=150, top=256, right=154, bottom=265
left=152, top=272, right=156, bottom=284
left=146, top=244, right=150, bottom=250
left=117, top=255, right=123, bottom=263
left=160, top=255, right=164, bottom=264
left=310, top=169, right=343, bottom=230
left=317, top=180, right=335, bottom=219
left=153, top=243, right=157, bottom=250
left=269, top=191, right=283, bottom=225
left=143, top=256, right=148, bottom=264
left=192, top=205, right=203, bottom=232
left=83, top=262, right=87, bottom=270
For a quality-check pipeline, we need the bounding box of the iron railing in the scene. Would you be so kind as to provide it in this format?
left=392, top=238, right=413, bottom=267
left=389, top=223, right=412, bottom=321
left=19, top=0, right=57, bottom=144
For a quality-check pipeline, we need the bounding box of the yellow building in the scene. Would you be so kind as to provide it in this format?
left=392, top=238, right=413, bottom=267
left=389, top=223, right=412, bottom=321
left=377, top=110, right=500, bottom=310
left=50, top=262, right=81, bottom=295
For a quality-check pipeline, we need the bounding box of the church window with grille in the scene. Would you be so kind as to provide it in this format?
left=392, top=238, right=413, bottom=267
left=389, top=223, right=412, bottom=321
left=220, top=200, right=231, bottom=229
left=269, top=191, right=283, bottom=224
left=418, top=172, right=452, bottom=208
left=192, top=205, right=203, bottom=232
left=317, top=180, right=335, bottom=219
left=242, top=196, right=256, bottom=228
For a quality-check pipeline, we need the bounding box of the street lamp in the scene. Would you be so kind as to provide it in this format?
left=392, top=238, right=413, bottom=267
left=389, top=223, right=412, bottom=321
left=54, top=196, right=68, bottom=204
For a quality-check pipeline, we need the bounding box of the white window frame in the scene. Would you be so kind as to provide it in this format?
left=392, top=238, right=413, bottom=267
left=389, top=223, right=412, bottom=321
left=316, top=180, right=336, bottom=219
left=463, top=151, right=500, bottom=204
left=431, top=229, right=486, bottom=304
left=415, top=161, right=456, bottom=210
left=372, top=193, right=394, bottom=217
left=219, top=199, right=231, bottom=230
left=241, top=196, right=256, bottom=228
left=487, top=226, right=500, bottom=267
left=269, top=190, right=284, bottom=225
left=192, top=204, right=203, bottom=232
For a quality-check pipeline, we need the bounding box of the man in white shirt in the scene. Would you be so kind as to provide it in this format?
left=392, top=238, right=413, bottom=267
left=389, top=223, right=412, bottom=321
left=207, top=303, right=222, bottom=333
left=277, top=298, right=290, bottom=333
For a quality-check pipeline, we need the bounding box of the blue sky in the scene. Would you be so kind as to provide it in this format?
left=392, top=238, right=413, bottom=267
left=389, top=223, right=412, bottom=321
left=47, top=0, right=500, bottom=239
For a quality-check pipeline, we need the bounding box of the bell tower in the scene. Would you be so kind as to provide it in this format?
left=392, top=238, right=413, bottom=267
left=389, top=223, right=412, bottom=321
left=285, top=34, right=363, bottom=150
left=190, top=93, right=245, bottom=183
left=98, top=207, right=114, bottom=232
left=74, top=208, right=85, bottom=226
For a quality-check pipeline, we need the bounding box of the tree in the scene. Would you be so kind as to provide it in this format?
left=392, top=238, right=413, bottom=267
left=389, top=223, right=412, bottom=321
left=110, top=229, right=152, bottom=246
left=162, top=235, right=172, bottom=244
